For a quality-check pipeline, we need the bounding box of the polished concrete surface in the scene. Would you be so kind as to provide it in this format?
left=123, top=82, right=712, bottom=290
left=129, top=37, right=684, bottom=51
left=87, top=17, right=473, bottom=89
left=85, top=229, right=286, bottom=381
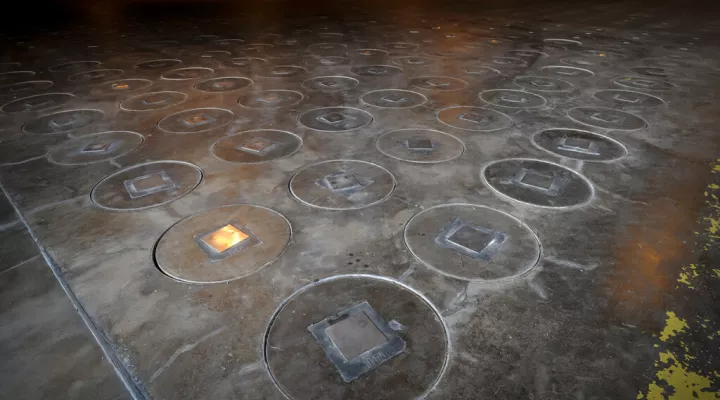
left=0, top=1, right=719, bottom=399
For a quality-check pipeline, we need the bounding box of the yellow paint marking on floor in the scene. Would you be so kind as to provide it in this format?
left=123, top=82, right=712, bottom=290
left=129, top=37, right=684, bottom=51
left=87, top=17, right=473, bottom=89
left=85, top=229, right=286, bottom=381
left=638, top=159, right=720, bottom=399
left=641, top=351, right=716, bottom=400
left=659, top=312, right=689, bottom=342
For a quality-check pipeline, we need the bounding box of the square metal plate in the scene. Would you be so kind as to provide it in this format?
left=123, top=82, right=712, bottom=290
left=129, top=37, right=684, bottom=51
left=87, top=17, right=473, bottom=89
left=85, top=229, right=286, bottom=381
left=405, top=138, right=435, bottom=152
left=380, top=94, right=408, bottom=104
left=182, top=113, right=216, bottom=127
left=315, top=171, right=373, bottom=196
left=458, top=112, right=489, bottom=125
left=556, top=136, right=600, bottom=155
left=123, top=170, right=177, bottom=199
left=435, top=218, right=507, bottom=260
left=317, top=112, right=353, bottom=126
left=512, top=168, right=568, bottom=196
left=81, top=140, right=114, bottom=154
left=236, top=137, right=284, bottom=156
left=307, top=301, right=406, bottom=382
left=589, top=112, right=625, bottom=125
left=49, top=115, right=78, bottom=129
left=193, top=220, right=261, bottom=261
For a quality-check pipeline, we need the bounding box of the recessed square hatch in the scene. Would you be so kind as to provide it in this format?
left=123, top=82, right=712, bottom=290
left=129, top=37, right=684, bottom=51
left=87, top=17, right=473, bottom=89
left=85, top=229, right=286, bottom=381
left=183, top=113, right=216, bottom=127
left=81, top=140, right=114, bottom=154
left=236, top=137, right=283, bottom=156
left=405, top=137, right=435, bottom=152
left=315, top=171, right=373, bottom=196
left=435, top=218, right=507, bottom=260
left=193, top=220, right=261, bottom=261
left=556, top=136, right=600, bottom=155
left=512, top=168, right=568, bottom=196
left=123, top=170, right=177, bottom=199
left=458, top=112, right=490, bottom=125
left=317, top=112, right=353, bottom=126
left=307, top=301, right=406, bottom=382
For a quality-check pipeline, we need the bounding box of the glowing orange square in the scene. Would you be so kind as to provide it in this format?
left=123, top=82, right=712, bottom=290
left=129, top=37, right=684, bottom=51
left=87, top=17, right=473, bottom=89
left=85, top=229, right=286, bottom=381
left=201, top=224, right=249, bottom=253
left=112, top=83, right=129, bottom=89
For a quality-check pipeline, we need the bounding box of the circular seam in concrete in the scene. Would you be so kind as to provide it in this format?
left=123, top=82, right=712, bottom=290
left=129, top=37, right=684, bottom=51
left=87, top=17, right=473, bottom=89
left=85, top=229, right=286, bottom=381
left=289, top=159, right=396, bottom=210
left=154, top=204, right=292, bottom=284
left=403, top=203, right=543, bottom=282
left=410, top=76, right=469, bottom=91
left=480, top=157, right=596, bottom=210
left=375, top=129, right=465, bottom=164
left=360, top=89, right=427, bottom=108
left=90, top=160, right=203, bottom=212
left=437, top=106, right=513, bottom=132
left=262, top=273, right=451, bottom=400
left=46, top=131, right=145, bottom=165
left=566, top=106, right=648, bottom=131
left=530, top=127, right=629, bottom=163
left=591, top=89, right=665, bottom=106
left=238, top=90, right=304, bottom=109
left=478, top=89, right=548, bottom=108
left=119, top=91, right=188, bottom=112
left=134, top=59, right=182, bottom=69
left=157, top=107, right=234, bottom=133
left=161, top=67, right=214, bottom=80
left=49, top=61, right=101, bottom=72
left=301, top=76, right=359, bottom=91
left=297, top=107, right=374, bottom=133
left=212, top=129, right=303, bottom=164
left=193, top=76, right=254, bottom=93
left=22, top=108, right=104, bottom=134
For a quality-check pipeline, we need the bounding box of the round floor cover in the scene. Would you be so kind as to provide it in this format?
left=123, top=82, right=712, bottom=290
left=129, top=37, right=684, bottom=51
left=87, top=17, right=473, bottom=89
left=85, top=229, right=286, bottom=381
left=404, top=204, right=541, bottom=281
left=1, top=93, right=74, bottom=113
left=49, top=60, right=101, bottom=72
left=290, top=160, right=395, bottom=210
left=592, top=89, right=664, bottom=108
left=513, top=76, right=573, bottom=92
left=120, top=91, right=187, bottom=112
left=376, top=129, right=464, bottom=163
left=567, top=107, right=647, bottom=130
left=161, top=67, right=214, bottom=80
left=91, top=160, right=202, bottom=211
left=68, top=69, right=123, bottom=83
left=238, top=90, right=304, bottom=109
left=194, top=77, right=253, bottom=92
left=612, top=76, right=675, bottom=91
left=48, top=131, right=144, bottom=165
left=361, top=89, right=426, bottom=108
left=92, top=79, right=153, bottom=96
left=0, top=71, right=36, bottom=85
left=155, top=204, right=291, bottom=283
left=479, top=89, right=547, bottom=108
left=264, top=274, right=448, bottom=400
left=298, top=107, right=373, bottom=132
left=410, top=76, right=468, bottom=91
left=539, top=65, right=594, bottom=78
left=0, top=80, right=53, bottom=96
left=302, top=76, right=358, bottom=91
left=213, top=129, right=302, bottom=163
left=23, top=109, right=104, bottom=134
left=482, top=158, right=594, bottom=208
left=305, top=56, right=351, bottom=67
left=437, top=106, right=512, bottom=131
left=532, top=129, right=627, bottom=161
left=256, top=65, right=307, bottom=78
left=135, top=59, right=182, bottom=69
left=157, top=107, right=234, bottom=133
left=351, top=65, right=403, bottom=77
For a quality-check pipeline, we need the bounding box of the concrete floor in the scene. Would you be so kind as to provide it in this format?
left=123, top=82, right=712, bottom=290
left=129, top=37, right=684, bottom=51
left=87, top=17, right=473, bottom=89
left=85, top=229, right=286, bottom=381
left=0, top=1, right=719, bottom=399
